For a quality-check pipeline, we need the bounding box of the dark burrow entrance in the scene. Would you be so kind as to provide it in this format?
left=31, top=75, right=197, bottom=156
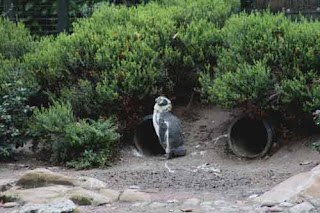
left=228, top=116, right=274, bottom=158
left=134, top=115, right=165, bottom=156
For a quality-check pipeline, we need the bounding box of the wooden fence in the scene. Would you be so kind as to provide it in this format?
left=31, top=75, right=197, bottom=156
left=1, top=0, right=69, bottom=34
left=0, top=0, right=147, bottom=35
left=242, top=0, right=320, bottom=14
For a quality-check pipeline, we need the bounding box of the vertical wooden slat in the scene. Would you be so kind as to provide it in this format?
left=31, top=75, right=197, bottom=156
left=3, top=0, right=16, bottom=21
left=57, top=0, right=69, bottom=32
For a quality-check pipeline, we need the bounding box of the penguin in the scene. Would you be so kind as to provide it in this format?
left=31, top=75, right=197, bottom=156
left=153, top=96, right=186, bottom=159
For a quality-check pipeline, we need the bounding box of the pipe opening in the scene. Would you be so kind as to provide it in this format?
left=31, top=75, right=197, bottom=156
left=134, top=115, right=165, bottom=156
left=228, top=116, right=273, bottom=158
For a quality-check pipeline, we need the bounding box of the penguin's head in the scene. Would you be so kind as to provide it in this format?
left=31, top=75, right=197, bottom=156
left=154, top=96, right=172, bottom=112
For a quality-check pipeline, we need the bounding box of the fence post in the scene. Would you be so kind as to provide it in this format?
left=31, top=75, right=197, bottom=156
left=3, top=0, right=16, bottom=21
left=57, top=0, right=69, bottom=33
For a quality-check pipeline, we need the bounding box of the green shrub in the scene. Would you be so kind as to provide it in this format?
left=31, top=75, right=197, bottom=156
left=0, top=18, right=34, bottom=59
left=0, top=59, right=38, bottom=159
left=0, top=19, right=37, bottom=159
left=29, top=101, right=119, bottom=168
left=203, top=61, right=272, bottom=108
left=200, top=11, right=320, bottom=119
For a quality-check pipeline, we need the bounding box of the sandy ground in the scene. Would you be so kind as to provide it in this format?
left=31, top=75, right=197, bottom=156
left=1, top=105, right=320, bottom=212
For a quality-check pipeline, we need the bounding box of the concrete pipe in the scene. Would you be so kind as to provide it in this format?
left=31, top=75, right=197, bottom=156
left=134, top=115, right=165, bottom=156
left=228, top=115, right=274, bottom=158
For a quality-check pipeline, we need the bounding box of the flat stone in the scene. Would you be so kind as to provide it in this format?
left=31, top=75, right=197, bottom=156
left=289, top=202, right=315, bottom=213
left=99, top=189, right=120, bottom=201
left=268, top=206, right=283, bottom=212
left=18, top=198, right=76, bottom=213
left=256, top=164, right=320, bottom=205
left=17, top=169, right=74, bottom=189
left=68, top=187, right=111, bottom=206
left=119, top=189, right=151, bottom=202
left=183, top=198, right=201, bottom=206
left=75, top=176, right=107, bottom=190
left=2, top=202, right=19, bottom=208
left=1, top=185, right=70, bottom=204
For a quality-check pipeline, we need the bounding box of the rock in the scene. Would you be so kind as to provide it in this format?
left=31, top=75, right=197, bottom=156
left=17, top=169, right=74, bottom=189
left=261, top=200, right=279, bottom=207
left=2, top=202, right=19, bottom=208
left=268, top=206, right=283, bottom=212
left=68, top=187, right=111, bottom=206
left=99, top=189, right=120, bottom=202
left=289, top=202, right=315, bottom=213
left=0, top=179, right=16, bottom=192
left=75, top=177, right=107, bottom=190
left=256, top=164, right=320, bottom=206
left=119, top=189, right=151, bottom=202
left=18, top=198, right=76, bottom=213
left=149, top=202, right=166, bottom=208
left=182, top=198, right=200, bottom=206
left=279, top=201, right=294, bottom=208
left=1, top=185, right=70, bottom=204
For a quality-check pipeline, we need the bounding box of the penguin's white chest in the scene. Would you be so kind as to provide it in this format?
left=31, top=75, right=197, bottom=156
left=153, top=111, right=160, bottom=137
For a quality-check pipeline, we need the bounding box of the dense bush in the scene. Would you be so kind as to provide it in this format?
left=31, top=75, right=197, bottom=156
left=25, top=0, right=240, bottom=134
left=199, top=11, right=320, bottom=121
left=29, top=101, right=119, bottom=169
left=0, top=18, right=34, bottom=59
left=0, top=18, right=38, bottom=159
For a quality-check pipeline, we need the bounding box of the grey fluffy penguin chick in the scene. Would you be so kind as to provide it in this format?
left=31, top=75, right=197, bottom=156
left=153, top=96, right=186, bottom=159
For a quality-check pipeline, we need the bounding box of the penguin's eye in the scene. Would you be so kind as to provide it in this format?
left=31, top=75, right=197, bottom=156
left=159, top=99, right=168, bottom=106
